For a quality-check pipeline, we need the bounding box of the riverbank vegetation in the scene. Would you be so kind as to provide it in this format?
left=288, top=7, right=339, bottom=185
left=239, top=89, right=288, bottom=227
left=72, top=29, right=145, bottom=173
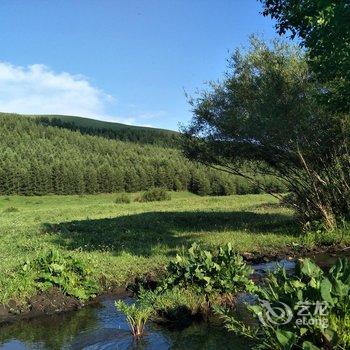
left=121, top=245, right=350, bottom=349
left=217, top=257, right=350, bottom=349
left=1, top=192, right=348, bottom=308
left=21, top=249, right=99, bottom=301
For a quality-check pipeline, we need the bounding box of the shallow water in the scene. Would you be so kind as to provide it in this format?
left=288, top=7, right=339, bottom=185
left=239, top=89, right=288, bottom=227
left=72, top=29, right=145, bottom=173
left=0, top=297, right=250, bottom=350
left=1, top=250, right=349, bottom=350
left=252, top=259, right=295, bottom=274
left=252, top=249, right=350, bottom=275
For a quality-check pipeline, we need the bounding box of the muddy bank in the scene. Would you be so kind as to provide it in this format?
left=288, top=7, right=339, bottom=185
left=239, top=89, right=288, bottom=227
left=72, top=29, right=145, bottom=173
left=241, top=244, right=350, bottom=264
left=0, top=286, right=131, bottom=326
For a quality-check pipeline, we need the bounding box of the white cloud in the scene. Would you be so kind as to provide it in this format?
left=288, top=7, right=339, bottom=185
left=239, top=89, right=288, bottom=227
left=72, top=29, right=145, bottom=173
left=0, top=62, right=128, bottom=121
left=0, top=62, right=169, bottom=128
left=122, top=110, right=167, bottom=127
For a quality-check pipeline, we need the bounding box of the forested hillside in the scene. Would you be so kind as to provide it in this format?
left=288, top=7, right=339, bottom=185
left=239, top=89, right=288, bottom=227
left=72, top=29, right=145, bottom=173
left=36, top=114, right=179, bottom=147
left=0, top=114, right=285, bottom=196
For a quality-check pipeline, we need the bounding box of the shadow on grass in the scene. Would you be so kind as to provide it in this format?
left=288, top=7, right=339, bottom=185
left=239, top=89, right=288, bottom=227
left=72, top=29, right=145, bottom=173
left=44, top=211, right=298, bottom=257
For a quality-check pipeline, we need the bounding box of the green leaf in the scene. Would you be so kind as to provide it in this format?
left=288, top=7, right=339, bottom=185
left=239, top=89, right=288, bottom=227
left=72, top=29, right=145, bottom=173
left=299, top=327, right=308, bottom=336
left=301, top=259, right=323, bottom=278
left=291, top=280, right=306, bottom=289
left=302, top=341, right=321, bottom=350
left=322, top=328, right=335, bottom=342
left=175, top=255, right=183, bottom=263
left=213, top=262, right=221, bottom=271
left=276, top=330, right=296, bottom=349
left=309, top=277, right=318, bottom=288
left=248, top=304, right=262, bottom=316
left=188, top=244, right=197, bottom=256
left=204, top=251, right=212, bottom=260
left=332, top=279, right=350, bottom=298
left=320, top=278, right=333, bottom=304
left=297, top=288, right=303, bottom=301
left=203, top=276, right=211, bottom=284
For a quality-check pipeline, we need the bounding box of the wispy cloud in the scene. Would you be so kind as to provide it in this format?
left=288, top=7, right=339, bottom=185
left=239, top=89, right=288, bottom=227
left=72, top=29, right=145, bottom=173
left=122, top=110, right=167, bottom=127
left=0, top=62, right=168, bottom=127
left=0, top=62, right=128, bottom=122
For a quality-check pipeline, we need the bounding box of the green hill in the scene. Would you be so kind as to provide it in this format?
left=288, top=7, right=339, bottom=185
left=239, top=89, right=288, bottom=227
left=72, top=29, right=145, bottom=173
left=0, top=113, right=285, bottom=196
left=34, top=113, right=180, bottom=147
left=36, top=114, right=175, bottom=132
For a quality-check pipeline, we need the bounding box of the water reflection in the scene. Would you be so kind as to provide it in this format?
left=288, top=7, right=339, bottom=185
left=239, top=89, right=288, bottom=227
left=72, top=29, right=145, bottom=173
left=3, top=252, right=347, bottom=349
left=0, top=297, right=250, bottom=350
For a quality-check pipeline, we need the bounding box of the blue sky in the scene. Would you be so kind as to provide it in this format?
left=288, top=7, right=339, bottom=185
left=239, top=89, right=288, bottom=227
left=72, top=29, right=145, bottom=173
left=0, top=0, right=279, bottom=130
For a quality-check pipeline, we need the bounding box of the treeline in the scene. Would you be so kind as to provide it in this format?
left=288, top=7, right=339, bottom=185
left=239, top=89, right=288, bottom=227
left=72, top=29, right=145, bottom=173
left=37, top=117, right=180, bottom=148
left=0, top=115, right=286, bottom=196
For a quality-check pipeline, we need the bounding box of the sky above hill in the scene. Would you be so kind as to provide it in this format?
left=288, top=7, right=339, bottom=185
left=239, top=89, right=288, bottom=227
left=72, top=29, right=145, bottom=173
left=0, top=0, right=280, bottom=130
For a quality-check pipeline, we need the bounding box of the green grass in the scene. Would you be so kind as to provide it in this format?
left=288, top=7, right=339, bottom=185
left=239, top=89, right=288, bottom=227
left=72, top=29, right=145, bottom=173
left=0, top=192, right=348, bottom=304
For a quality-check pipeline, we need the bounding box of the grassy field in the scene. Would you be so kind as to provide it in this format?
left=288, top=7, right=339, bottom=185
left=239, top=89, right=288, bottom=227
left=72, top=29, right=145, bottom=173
left=0, top=192, right=348, bottom=304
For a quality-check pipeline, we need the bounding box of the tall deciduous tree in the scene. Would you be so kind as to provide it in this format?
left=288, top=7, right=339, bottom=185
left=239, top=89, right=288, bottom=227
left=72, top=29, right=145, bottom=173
left=182, top=38, right=349, bottom=228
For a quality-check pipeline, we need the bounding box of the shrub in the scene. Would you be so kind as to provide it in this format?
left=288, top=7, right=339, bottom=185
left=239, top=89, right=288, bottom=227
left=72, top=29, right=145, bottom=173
left=217, top=258, right=350, bottom=349
left=115, top=193, right=131, bottom=204
left=189, top=171, right=211, bottom=196
left=136, top=188, right=171, bottom=202
left=162, top=243, right=255, bottom=294
left=210, top=176, right=235, bottom=196
left=235, top=178, right=253, bottom=195
left=22, top=250, right=99, bottom=301
left=115, top=300, right=154, bottom=337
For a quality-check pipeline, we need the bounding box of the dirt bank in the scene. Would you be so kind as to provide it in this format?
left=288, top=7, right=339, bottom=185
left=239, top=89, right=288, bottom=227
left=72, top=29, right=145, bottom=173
left=0, top=286, right=131, bottom=326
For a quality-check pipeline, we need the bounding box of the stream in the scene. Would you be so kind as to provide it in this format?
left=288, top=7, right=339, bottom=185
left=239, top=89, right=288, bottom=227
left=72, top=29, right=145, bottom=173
left=0, top=251, right=348, bottom=350
left=0, top=296, right=249, bottom=350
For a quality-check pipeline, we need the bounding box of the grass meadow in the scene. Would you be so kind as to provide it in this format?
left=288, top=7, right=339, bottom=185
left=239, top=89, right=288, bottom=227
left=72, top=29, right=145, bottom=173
left=0, top=192, right=348, bottom=304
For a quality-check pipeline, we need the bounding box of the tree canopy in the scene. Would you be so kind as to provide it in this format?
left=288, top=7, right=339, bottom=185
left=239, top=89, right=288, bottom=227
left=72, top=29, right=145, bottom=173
left=0, top=114, right=285, bottom=196
left=261, top=0, right=350, bottom=113
left=183, top=38, right=349, bottom=228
